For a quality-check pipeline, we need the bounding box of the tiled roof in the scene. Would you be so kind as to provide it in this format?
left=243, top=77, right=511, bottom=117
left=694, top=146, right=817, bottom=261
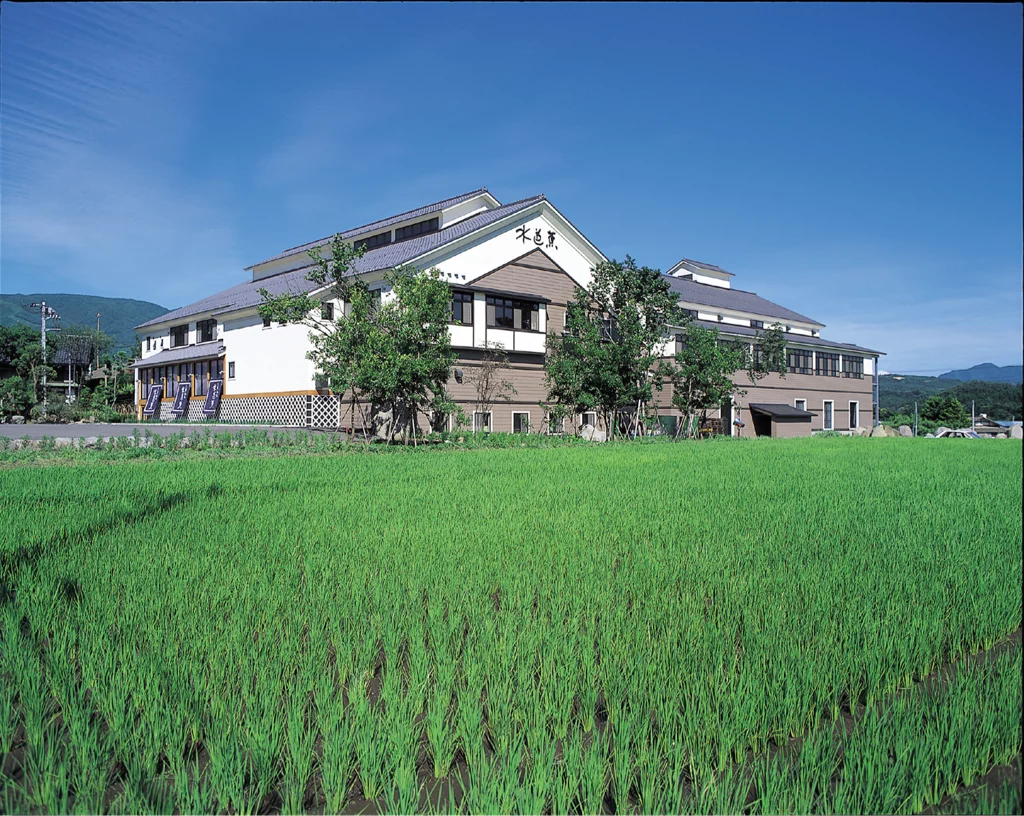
left=130, top=343, right=225, bottom=369
left=687, top=319, right=883, bottom=355
left=250, top=188, right=494, bottom=268
left=137, top=195, right=545, bottom=329
left=665, top=275, right=821, bottom=326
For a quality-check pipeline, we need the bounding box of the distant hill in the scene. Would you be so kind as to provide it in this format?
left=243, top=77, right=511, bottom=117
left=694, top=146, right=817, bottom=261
left=939, top=362, right=1022, bottom=384
left=0, top=293, right=169, bottom=350
left=880, top=374, right=1022, bottom=420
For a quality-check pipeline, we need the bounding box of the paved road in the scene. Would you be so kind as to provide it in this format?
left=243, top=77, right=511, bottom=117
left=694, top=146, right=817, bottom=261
left=0, top=423, right=326, bottom=440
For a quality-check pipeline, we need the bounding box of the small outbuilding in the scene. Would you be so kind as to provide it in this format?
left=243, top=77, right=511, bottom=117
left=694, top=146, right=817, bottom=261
left=748, top=403, right=815, bottom=438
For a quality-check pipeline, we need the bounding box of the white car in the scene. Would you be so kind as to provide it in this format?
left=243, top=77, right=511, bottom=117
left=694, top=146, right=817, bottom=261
left=934, top=428, right=981, bottom=438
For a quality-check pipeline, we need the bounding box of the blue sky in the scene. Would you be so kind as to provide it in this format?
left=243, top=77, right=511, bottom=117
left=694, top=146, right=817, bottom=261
left=2, top=3, right=1020, bottom=374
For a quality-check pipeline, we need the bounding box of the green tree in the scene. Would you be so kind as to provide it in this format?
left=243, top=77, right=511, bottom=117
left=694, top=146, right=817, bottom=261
left=748, top=323, right=788, bottom=384
left=0, top=376, right=33, bottom=418
left=921, top=394, right=970, bottom=429
left=665, top=322, right=748, bottom=438
left=259, top=234, right=457, bottom=443
left=466, top=342, right=517, bottom=432
left=544, top=256, right=680, bottom=439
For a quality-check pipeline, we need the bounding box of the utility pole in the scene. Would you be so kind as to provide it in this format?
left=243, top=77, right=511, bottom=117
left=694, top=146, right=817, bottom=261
left=914, top=401, right=918, bottom=437
left=26, top=301, right=60, bottom=418
left=971, top=400, right=975, bottom=432
left=95, top=312, right=101, bottom=372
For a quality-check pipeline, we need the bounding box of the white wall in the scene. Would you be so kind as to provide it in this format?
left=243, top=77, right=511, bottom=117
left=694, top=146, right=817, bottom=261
left=221, top=312, right=317, bottom=395
left=420, top=206, right=601, bottom=292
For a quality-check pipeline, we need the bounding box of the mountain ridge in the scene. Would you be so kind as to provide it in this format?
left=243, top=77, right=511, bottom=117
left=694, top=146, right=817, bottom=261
left=939, top=362, right=1022, bottom=384
left=0, top=293, right=171, bottom=350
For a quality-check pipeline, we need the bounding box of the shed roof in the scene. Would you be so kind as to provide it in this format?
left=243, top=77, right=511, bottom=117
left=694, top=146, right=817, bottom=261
left=748, top=403, right=815, bottom=420
left=131, top=343, right=225, bottom=369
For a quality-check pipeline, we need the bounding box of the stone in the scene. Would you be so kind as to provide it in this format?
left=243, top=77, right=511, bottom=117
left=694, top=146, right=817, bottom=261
left=995, top=433, right=1007, bottom=439
left=580, top=424, right=607, bottom=443
left=1010, top=425, right=1023, bottom=440
left=870, top=425, right=888, bottom=438
left=55, top=437, right=74, bottom=448
left=84, top=437, right=99, bottom=447
left=898, top=425, right=913, bottom=437
left=10, top=415, right=24, bottom=425
left=925, top=433, right=935, bottom=438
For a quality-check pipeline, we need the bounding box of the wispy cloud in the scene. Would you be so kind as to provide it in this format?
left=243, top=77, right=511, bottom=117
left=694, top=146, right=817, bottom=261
left=1, top=5, right=242, bottom=307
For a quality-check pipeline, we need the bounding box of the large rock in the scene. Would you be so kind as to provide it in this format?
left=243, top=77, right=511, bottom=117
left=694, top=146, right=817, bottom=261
left=870, top=425, right=888, bottom=438
left=580, top=424, right=607, bottom=443
left=898, top=425, right=913, bottom=437
left=10, top=415, right=25, bottom=425
left=925, top=433, right=935, bottom=438
left=1010, top=425, right=1023, bottom=440
left=995, top=433, right=1007, bottom=439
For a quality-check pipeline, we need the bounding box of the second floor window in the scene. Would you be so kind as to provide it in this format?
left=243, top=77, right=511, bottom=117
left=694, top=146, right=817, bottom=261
left=321, top=302, right=334, bottom=321
left=196, top=319, right=216, bottom=343
left=842, top=355, right=864, bottom=379
left=170, top=325, right=188, bottom=348
left=486, top=296, right=539, bottom=330
left=451, top=291, right=473, bottom=325
left=816, top=352, right=840, bottom=377
left=787, top=348, right=813, bottom=375
left=750, top=319, right=764, bottom=329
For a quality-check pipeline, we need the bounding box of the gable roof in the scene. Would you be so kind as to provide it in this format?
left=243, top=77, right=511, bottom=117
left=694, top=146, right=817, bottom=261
left=248, top=188, right=496, bottom=269
left=665, top=275, right=821, bottom=327
left=667, top=257, right=735, bottom=277
left=137, top=194, right=545, bottom=329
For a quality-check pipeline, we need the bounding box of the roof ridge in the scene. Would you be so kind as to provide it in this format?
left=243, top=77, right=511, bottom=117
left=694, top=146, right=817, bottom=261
left=272, top=187, right=493, bottom=259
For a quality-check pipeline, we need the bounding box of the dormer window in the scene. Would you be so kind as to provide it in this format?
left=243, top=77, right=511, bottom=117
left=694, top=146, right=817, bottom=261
left=354, top=230, right=392, bottom=251
left=395, top=217, right=439, bottom=241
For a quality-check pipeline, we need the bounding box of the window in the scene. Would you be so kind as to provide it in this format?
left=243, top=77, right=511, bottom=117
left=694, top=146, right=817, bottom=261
left=195, top=361, right=208, bottom=396
left=395, top=217, right=439, bottom=241
left=321, top=302, right=334, bottom=321
left=599, top=317, right=620, bottom=342
left=228, top=361, right=236, bottom=379
left=795, top=399, right=807, bottom=412
left=816, top=352, right=840, bottom=377
left=849, top=401, right=859, bottom=429
left=370, top=289, right=382, bottom=314
left=750, top=319, right=764, bottom=329
left=582, top=411, right=597, bottom=428
left=787, top=348, right=813, bottom=375
left=823, top=400, right=834, bottom=431
left=842, top=355, right=864, bottom=379
left=197, top=319, right=216, bottom=343
left=512, top=412, right=530, bottom=433
left=451, top=291, right=473, bottom=325
left=354, top=230, right=392, bottom=251
left=486, top=296, right=539, bottom=331
left=473, top=411, right=491, bottom=433
left=681, top=308, right=698, bottom=320
left=547, top=413, right=564, bottom=434
left=170, top=325, right=188, bottom=348
left=262, top=316, right=271, bottom=328
left=146, top=336, right=151, bottom=351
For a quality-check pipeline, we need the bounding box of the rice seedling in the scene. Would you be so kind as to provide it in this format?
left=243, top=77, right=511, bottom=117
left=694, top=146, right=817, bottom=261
left=0, top=437, right=1019, bottom=813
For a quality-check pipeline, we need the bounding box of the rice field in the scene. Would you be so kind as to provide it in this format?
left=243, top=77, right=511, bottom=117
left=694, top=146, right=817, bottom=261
left=1, top=437, right=1021, bottom=814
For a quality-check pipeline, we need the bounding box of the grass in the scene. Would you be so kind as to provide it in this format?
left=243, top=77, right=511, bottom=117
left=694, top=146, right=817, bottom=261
left=0, top=437, right=1020, bottom=814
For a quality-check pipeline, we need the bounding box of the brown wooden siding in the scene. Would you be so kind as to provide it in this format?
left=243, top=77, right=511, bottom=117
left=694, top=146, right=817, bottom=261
left=474, top=248, right=580, bottom=334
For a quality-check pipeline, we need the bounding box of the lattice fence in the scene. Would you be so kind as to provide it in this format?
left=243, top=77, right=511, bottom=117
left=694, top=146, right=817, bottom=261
left=158, top=401, right=206, bottom=422
left=311, top=395, right=341, bottom=428
left=217, top=395, right=306, bottom=426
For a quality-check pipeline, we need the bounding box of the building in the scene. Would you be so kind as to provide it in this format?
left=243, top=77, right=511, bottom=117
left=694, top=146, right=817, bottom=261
left=133, top=188, right=883, bottom=436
